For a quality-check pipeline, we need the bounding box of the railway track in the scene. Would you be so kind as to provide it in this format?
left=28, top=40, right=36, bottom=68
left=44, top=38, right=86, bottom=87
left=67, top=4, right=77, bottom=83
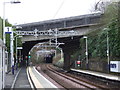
left=48, top=64, right=109, bottom=89
left=12, top=64, right=118, bottom=89
left=37, top=64, right=107, bottom=89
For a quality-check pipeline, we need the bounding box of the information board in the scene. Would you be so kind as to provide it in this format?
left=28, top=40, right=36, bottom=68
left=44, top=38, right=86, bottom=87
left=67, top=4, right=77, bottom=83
left=110, top=61, right=120, bottom=73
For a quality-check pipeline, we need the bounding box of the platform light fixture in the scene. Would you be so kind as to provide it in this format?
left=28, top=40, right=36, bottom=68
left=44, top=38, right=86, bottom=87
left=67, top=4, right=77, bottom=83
left=83, top=36, right=88, bottom=69
left=3, top=0, right=21, bottom=44
left=2, top=1, right=21, bottom=76
left=103, top=28, right=110, bottom=72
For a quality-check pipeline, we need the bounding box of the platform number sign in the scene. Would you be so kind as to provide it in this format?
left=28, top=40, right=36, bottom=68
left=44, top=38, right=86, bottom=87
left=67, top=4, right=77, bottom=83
left=5, top=27, right=12, bottom=34
left=110, top=61, right=120, bottom=73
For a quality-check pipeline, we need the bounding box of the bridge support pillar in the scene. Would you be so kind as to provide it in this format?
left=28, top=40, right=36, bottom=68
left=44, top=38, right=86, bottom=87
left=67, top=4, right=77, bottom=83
left=63, top=51, right=71, bottom=71
left=60, top=36, right=80, bottom=71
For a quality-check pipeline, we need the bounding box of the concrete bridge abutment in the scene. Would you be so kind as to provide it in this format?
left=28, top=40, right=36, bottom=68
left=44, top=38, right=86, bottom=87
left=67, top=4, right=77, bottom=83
left=60, top=36, right=80, bottom=71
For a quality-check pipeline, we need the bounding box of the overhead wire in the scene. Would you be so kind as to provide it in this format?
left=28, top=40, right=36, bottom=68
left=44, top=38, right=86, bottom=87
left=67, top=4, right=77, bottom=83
left=53, top=0, right=66, bottom=18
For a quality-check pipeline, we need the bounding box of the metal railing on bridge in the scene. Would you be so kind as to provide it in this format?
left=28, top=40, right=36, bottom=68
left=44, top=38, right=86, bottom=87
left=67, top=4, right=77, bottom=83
left=13, top=29, right=83, bottom=38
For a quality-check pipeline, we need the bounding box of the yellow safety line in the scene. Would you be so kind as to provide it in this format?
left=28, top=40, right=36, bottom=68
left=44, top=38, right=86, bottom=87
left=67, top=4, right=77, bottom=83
left=28, top=67, right=43, bottom=88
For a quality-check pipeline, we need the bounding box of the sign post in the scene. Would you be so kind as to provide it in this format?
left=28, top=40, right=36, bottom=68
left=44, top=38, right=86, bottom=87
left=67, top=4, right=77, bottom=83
left=5, top=27, right=14, bottom=74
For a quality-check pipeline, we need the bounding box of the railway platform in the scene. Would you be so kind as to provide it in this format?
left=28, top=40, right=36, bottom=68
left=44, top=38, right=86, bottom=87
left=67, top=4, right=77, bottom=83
left=5, top=66, right=59, bottom=89
left=5, top=67, right=31, bottom=89
left=71, top=68, right=120, bottom=82
left=27, top=66, right=58, bottom=89
left=14, top=67, right=31, bottom=88
left=5, top=68, right=21, bottom=88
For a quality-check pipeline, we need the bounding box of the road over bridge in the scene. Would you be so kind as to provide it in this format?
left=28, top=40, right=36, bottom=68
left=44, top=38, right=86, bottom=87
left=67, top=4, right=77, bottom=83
left=15, top=13, right=103, bottom=70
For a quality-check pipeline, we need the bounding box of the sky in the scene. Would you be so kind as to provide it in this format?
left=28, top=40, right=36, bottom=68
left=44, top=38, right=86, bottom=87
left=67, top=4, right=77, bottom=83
left=0, top=0, right=101, bottom=25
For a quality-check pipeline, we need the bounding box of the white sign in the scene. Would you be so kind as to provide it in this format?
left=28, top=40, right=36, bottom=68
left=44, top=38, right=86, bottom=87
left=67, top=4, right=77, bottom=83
left=5, top=27, right=12, bottom=32
left=110, top=61, right=120, bottom=73
left=17, top=47, right=23, bottom=49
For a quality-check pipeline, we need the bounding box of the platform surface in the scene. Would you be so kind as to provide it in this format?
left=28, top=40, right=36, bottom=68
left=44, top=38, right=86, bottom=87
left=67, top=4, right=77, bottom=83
left=28, top=66, right=58, bottom=89
left=14, top=67, right=31, bottom=88
left=71, top=68, right=120, bottom=81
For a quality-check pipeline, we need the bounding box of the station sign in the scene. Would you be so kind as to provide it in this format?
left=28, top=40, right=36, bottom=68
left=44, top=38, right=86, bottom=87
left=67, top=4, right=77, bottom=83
left=5, top=27, right=12, bottom=34
left=110, top=61, right=120, bottom=73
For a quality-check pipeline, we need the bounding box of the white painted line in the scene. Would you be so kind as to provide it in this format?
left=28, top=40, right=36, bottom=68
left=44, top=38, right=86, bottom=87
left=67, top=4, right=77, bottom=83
left=26, top=67, right=34, bottom=89
left=11, top=68, right=22, bottom=89
left=33, top=67, right=58, bottom=88
left=29, top=67, right=43, bottom=88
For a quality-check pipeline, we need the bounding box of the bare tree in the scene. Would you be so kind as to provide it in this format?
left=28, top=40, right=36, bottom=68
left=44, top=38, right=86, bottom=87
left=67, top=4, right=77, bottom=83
left=91, top=0, right=111, bottom=13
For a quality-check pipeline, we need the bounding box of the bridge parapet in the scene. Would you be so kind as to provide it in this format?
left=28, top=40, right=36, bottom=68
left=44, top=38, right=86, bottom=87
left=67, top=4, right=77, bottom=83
left=15, top=13, right=102, bottom=42
left=16, top=13, right=102, bottom=31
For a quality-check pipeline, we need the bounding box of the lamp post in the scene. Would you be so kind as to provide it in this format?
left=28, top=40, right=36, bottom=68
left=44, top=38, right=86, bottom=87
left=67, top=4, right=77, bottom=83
left=15, top=35, right=22, bottom=63
left=83, top=36, right=88, bottom=69
left=3, top=1, right=21, bottom=44
left=103, top=28, right=110, bottom=73
left=106, top=29, right=110, bottom=72
left=10, top=34, right=22, bottom=73
left=3, top=1, right=21, bottom=75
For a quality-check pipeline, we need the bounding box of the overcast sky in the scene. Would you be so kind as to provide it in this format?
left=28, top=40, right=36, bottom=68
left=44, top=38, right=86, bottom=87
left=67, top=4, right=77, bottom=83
left=0, top=0, right=101, bottom=25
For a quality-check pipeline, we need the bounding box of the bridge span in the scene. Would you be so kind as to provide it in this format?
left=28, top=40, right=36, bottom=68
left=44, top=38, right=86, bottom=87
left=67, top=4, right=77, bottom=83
left=15, top=13, right=102, bottom=70
left=16, top=13, right=102, bottom=42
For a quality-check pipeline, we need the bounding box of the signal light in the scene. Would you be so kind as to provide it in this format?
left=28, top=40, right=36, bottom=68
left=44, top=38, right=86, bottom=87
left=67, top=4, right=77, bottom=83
left=77, top=61, right=81, bottom=66
left=25, top=56, right=28, bottom=59
left=28, top=55, right=31, bottom=59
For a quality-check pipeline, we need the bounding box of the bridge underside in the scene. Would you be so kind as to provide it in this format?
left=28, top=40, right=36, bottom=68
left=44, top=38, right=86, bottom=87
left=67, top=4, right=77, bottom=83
left=22, top=36, right=81, bottom=70
left=59, top=36, right=81, bottom=71
left=22, top=39, right=48, bottom=66
left=17, top=13, right=102, bottom=69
